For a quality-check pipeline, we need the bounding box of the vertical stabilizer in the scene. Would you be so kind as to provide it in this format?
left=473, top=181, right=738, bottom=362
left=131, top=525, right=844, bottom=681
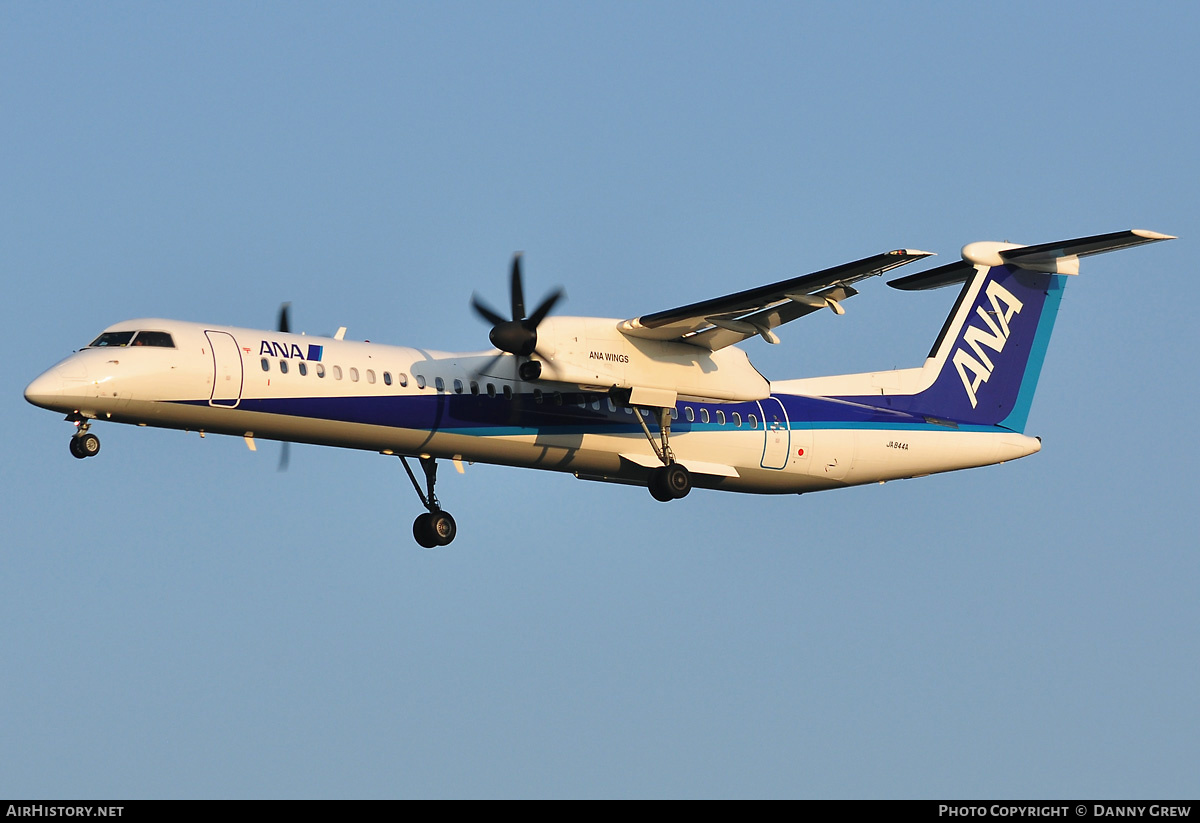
left=876, top=230, right=1173, bottom=431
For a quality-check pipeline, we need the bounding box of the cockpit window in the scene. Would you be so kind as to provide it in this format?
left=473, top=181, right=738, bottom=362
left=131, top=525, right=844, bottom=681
left=88, top=330, right=176, bottom=348
left=131, top=331, right=175, bottom=347
left=88, top=331, right=136, bottom=347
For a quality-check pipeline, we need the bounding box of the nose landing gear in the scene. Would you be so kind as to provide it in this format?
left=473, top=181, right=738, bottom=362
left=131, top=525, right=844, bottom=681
left=399, top=455, right=457, bottom=548
left=413, top=509, right=457, bottom=549
left=68, top=420, right=101, bottom=459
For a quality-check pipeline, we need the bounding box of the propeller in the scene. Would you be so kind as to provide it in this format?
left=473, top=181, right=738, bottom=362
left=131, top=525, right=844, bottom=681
left=277, top=301, right=292, bottom=471
left=471, top=254, right=563, bottom=378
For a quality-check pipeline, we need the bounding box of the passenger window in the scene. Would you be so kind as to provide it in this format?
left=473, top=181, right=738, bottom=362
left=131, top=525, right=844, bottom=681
left=748, top=414, right=758, bottom=429
left=502, top=385, right=512, bottom=399
left=350, top=367, right=359, bottom=382
left=435, top=377, right=445, bottom=392
left=415, top=374, right=426, bottom=389
left=553, top=392, right=563, bottom=405
left=470, top=380, right=479, bottom=395
left=453, top=378, right=464, bottom=394
left=383, top=372, right=392, bottom=386
left=607, top=398, right=616, bottom=412
left=299, top=362, right=308, bottom=376
left=534, top=389, right=543, bottom=404
left=716, top=410, right=725, bottom=425
left=366, top=369, right=376, bottom=384
left=670, top=407, right=678, bottom=420
left=316, top=364, right=326, bottom=378
left=261, top=358, right=270, bottom=372
left=333, top=365, right=343, bottom=380
left=733, top=412, right=741, bottom=427
left=685, top=407, right=695, bottom=422
left=279, top=360, right=289, bottom=374
left=700, top=408, right=710, bottom=424
left=399, top=373, right=408, bottom=387
left=486, top=383, right=496, bottom=398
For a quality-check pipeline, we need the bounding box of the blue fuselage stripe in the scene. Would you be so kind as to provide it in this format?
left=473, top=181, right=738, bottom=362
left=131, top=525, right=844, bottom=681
left=169, top=392, right=1009, bottom=437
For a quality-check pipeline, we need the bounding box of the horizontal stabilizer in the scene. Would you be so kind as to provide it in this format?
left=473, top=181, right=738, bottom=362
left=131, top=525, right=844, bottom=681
left=1000, top=229, right=1175, bottom=268
left=888, top=260, right=975, bottom=292
left=888, top=229, right=1174, bottom=290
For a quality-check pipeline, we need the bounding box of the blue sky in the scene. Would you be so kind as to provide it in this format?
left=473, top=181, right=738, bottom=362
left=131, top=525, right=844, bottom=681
left=3, top=1, right=1197, bottom=798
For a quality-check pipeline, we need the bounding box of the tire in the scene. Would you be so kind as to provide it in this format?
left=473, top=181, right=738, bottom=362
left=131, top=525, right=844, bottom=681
left=78, top=433, right=100, bottom=457
left=662, top=462, right=691, bottom=499
left=412, top=513, right=438, bottom=548
left=71, top=433, right=100, bottom=459
left=648, top=468, right=675, bottom=502
left=429, top=511, right=457, bottom=546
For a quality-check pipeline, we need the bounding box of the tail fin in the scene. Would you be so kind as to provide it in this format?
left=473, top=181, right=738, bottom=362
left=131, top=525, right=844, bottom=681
left=883, top=229, right=1173, bottom=431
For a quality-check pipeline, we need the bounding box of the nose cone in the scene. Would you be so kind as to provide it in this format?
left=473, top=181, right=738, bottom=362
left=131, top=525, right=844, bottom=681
left=25, top=368, right=67, bottom=410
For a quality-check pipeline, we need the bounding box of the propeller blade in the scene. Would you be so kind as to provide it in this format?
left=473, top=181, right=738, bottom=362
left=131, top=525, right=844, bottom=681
left=471, top=294, right=507, bottom=327
left=474, top=352, right=508, bottom=377
left=510, top=253, right=526, bottom=321
left=277, top=441, right=291, bottom=472
left=278, top=302, right=292, bottom=334
left=472, top=253, right=563, bottom=361
left=526, top=287, right=564, bottom=328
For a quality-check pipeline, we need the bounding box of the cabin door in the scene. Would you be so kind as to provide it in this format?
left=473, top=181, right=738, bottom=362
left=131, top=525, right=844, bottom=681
left=206, top=330, right=244, bottom=408
left=757, top=397, right=791, bottom=469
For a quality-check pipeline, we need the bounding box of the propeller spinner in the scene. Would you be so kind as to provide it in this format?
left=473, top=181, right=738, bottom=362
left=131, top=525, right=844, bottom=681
left=471, top=254, right=563, bottom=368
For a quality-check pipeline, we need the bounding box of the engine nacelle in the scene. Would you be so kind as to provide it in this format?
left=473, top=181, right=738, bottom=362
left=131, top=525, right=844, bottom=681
left=530, top=316, right=770, bottom=403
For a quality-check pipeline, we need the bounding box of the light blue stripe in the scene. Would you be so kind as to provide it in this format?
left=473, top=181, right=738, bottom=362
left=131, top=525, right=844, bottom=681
left=998, top=273, right=1066, bottom=432
left=449, top=419, right=1009, bottom=438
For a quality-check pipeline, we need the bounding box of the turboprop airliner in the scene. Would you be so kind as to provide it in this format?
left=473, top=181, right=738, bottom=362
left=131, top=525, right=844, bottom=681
left=25, top=229, right=1172, bottom=547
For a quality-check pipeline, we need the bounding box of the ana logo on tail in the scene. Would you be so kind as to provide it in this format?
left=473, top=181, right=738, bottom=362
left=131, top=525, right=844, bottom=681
left=952, top=279, right=1024, bottom=408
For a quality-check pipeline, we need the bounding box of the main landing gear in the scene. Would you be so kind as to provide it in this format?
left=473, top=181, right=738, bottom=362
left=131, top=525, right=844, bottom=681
left=632, top=405, right=691, bottom=503
left=399, top=455, right=457, bottom=548
left=68, top=419, right=101, bottom=460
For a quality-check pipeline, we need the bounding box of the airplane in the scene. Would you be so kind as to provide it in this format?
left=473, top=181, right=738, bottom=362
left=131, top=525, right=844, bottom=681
left=25, top=229, right=1173, bottom=548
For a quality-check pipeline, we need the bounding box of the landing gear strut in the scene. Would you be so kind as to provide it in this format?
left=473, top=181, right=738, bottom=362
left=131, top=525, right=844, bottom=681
left=399, top=455, right=457, bottom=548
left=68, top=419, right=100, bottom=460
left=631, top=405, right=691, bottom=502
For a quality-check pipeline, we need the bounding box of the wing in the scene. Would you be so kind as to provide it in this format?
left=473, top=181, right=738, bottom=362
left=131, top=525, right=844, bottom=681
left=618, top=249, right=934, bottom=350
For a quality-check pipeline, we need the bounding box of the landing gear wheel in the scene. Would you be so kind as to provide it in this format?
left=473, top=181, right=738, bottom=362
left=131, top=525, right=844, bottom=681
left=429, top=511, right=457, bottom=546
left=70, top=433, right=100, bottom=459
left=648, top=463, right=691, bottom=501
left=648, top=470, right=674, bottom=502
left=662, top=462, right=691, bottom=499
left=413, top=510, right=457, bottom=548
left=413, top=513, right=438, bottom=548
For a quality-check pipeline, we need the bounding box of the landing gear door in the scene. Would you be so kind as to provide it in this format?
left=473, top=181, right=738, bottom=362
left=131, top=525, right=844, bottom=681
left=757, top=397, right=790, bottom=470
left=206, top=330, right=243, bottom=408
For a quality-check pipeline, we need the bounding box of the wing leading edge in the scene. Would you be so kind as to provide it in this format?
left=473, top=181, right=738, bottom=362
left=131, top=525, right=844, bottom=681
left=618, top=248, right=933, bottom=350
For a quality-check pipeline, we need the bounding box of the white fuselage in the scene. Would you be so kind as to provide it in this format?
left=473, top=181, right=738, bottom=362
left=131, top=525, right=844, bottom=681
left=25, top=318, right=1041, bottom=495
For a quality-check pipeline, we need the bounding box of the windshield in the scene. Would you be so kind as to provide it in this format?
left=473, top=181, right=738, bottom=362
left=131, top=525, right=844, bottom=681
left=88, top=331, right=136, bottom=347
left=131, top=331, right=174, bottom=347
left=87, top=330, right=175, bottom=348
